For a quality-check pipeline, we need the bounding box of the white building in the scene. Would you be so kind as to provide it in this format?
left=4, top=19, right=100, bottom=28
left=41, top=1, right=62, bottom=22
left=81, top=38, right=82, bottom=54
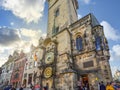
left=0, top=55, right=14, bottom=85
left=0, top=64, right=7, bottom=85
left=114, top=70, right=120, bottom=82
left=22, top=42, right=44, bottom=88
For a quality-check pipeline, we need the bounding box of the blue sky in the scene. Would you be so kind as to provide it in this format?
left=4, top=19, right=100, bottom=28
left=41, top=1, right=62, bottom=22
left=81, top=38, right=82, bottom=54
left=0, top=0, right=120, bottom=75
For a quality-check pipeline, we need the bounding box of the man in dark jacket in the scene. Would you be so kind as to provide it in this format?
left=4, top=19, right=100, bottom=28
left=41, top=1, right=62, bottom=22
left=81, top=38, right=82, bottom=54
left=11, top=85, right=16, bottom=90
left=100, top=81, right=106, bottom=90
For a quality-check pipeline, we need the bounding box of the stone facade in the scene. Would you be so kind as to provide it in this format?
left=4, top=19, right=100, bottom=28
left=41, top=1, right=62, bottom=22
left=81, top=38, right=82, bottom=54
left=47, top=0, right=78, bottom=37
left=33, top=0, right=112, bottom=90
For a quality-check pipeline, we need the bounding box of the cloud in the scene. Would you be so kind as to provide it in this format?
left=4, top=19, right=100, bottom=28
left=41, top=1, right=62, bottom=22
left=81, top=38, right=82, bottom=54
left=0, top=27, right=21, bottom=46
left=79, top=0, right=91, bottom=4
left=111, top=66, right=119, bottom=76
left=20, top=28, right=41, bottom=39
left=78, top=14, right=82, bottom=19
left=83, top=0, right=91, bottom=4
left=101, top=21, right=120, bottom=41
left=0, top=27, right=46, bottom=66
left=10, top=22, right=14, bottom=26
left=0, top=57, right=8, bottom=67
left=19, top=28, right=44, bottom=46
left=112, top=44, right=120, bottom=57
left=110, top=44, right=120, bottom=61
left=2, top=0, right=46, bottom=23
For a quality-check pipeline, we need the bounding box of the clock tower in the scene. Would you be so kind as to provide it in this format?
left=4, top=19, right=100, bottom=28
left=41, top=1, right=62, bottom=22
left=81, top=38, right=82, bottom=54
left=36, top=0, right=112, bottom=90
left=47, top=0, right=78, bottom=37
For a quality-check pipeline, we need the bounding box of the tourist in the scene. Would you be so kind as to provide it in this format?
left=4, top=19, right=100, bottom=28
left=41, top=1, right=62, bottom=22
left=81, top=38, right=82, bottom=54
left=43, top=83, right=49, bottom=90
left=11, top=85, right=16, bottom=90
left=30, top=83, right=34, bottom=90
left=106, top=82, right=114, bottom=90
left=77, top=79, right=82, bottom=90
left=82, top=84, right=88, bottom=90
left=100, top=81, right=106, bottom=90
left=19, top=84, right=24, bottom=90
left=98, top=82, right=100, bottom=90
left=89, top=84, right=94, bottom=90
left=112, top=82, right=120, bottom=90
left=34, top=82, right=40, bottom=90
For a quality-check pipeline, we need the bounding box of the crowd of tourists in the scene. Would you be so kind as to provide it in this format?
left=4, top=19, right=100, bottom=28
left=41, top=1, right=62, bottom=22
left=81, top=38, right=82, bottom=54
left=98, top=81, right=120, bottom=90
left=1, top=81, right=120, bottom=90
left=0, top=83, right=48, bottom=90
left=77, top=80, right=120, bottom=90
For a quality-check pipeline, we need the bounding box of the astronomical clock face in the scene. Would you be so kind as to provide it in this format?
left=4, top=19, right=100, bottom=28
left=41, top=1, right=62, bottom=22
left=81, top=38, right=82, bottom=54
left=44, top=67, right=52, bottom=79
left=45, top=52, right=54, bottom=64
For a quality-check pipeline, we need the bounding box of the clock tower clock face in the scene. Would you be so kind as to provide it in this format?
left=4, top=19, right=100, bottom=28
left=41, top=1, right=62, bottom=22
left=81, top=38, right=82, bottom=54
left=44, top=67, right=52, bottom=79
left=45, top=52, right=54, bottom=64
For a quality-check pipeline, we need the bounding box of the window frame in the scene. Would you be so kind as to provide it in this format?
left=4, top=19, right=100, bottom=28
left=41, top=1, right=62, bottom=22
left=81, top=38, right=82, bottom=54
left=76, top=36, right=83, bottom=51
left=55, top=8, right=59, bottom=17
left=95, top=36, right=101, bottom=50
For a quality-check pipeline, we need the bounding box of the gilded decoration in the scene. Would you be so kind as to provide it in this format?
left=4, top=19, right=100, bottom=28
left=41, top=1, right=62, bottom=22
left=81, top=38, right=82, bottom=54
left=44, top=67, right=53, bottom=79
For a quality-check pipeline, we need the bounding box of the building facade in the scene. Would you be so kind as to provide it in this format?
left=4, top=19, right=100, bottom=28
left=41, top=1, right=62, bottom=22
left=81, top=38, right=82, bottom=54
left=114, top=70, right=120, bottom=82
left=10, top=51, right=26, bottom=88
left=4, top=55, right=14, bottom=85
left=0, top=67, right=2, bottom=84
left=33, top=0, right=112, bottom=90
left=22, top=43, right=44, bottom=87
left=0, top=64, right=7, bottom=85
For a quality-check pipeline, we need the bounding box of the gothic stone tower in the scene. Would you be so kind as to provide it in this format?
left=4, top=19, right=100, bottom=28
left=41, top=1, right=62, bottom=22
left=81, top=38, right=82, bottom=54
left=47, top=0, right=78, bottom=37
left=37, top=0, right=112, bottom=90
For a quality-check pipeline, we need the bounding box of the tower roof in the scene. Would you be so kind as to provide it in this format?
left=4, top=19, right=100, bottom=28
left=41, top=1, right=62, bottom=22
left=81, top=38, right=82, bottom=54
left=90, top=13, right=100, bottom=27
left=70, top=13, right=100, bottom=29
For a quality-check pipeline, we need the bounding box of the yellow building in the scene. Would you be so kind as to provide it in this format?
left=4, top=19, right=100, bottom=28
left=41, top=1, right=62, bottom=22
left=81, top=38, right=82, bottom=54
left=34, top=0, right=112, bottom=90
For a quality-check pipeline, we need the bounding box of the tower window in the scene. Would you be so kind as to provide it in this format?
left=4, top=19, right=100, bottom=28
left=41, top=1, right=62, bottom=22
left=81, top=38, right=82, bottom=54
left=52, top=26, right=59, bottom=35
left=55, top=8, right=59, bottom=17
left=95, top=36, right=101, bottom=50
left=55, top=26, right=59, bottom=33
left=76, top=36, right=83, bottom=51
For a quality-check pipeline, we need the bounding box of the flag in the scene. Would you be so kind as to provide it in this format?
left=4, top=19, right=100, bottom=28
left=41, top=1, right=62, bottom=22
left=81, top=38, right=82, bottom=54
left=34, top=53, right=37, bottom=61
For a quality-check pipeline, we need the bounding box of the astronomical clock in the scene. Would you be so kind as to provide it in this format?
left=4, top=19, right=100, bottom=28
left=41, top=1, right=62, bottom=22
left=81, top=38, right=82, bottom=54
left=45, top=52, right=54, bottom=65
left=41, top=40, right=57, bottom=89
left=44, top=67, right=53, bottom=78
left=43, top=52, right=54, bottom=79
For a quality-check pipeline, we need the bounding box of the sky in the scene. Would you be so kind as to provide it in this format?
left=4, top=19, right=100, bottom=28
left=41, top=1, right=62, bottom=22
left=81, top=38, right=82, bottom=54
left=0, top=0, right=120, bottom=76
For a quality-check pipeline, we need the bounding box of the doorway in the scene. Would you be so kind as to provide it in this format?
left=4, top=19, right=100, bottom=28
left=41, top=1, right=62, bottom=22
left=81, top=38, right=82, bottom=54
left=23, top=79, right=27, bottom=87
left=28, top=74, right=32, bottom=84
left=81, top=74, right=89, bottom=89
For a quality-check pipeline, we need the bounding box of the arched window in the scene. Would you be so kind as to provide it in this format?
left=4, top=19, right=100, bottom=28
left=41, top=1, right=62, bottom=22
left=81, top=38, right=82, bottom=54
left=95, top=36, right=101, bottom=50
left=76, top=36, right=83, bottom=51
left=102, top=38, right=108, bottom=50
